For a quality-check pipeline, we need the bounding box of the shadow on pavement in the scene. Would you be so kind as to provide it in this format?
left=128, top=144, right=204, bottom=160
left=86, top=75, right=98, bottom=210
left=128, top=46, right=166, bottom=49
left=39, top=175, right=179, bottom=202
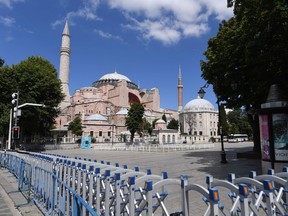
left=182, top=145, right=262, bottom=180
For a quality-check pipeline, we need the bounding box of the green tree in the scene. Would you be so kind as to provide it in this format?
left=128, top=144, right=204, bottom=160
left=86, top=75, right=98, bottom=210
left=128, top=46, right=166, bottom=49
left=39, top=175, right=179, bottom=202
left=142, top=118, right=153, bottom=135
left=125, top=103, right=145, bottom=142
left=0, top=58, right=4, bottom=67
left=68, top=116, right=83, bottom=136
left=167, top=118, right=179, bottom=130
left=201, top=0, right=288, bottom=153
left=152, top=118, right=159, bottom=129
left=0, top=56, right=64, bottom=141
left=227, top=109, right=253, bottom=137
left=162, top=114, right=167, bottom=122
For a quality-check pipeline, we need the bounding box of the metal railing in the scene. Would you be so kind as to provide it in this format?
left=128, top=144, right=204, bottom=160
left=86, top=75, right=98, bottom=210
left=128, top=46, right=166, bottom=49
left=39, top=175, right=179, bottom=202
left=1, top=150, right=288, bottom=215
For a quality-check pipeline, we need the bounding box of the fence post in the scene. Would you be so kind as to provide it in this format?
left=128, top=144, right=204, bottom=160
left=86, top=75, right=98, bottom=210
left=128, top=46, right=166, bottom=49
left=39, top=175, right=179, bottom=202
left=181, top=175, right=189, bottom=215
left=114, top=172, right=121, bottom=215
left=208, top=188, right=219, bottom=216
left=104, top=169, right=111, bottom=216
left=239, top=184, right=250, bottom=216
left=145, top=180, right=153, bottom=216
left=263, top=180, right=276, bottom=216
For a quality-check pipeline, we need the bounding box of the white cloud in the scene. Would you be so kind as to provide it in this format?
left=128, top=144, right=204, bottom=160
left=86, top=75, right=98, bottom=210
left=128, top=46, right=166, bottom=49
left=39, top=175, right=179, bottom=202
left=0, top=0, right=24, bottom=9
left=0, top=16, right=15, bottom=26
left=94, top=29, right=122, bottom=41
left=52, top=0, right=101, bottom=28
left=107, top=0, right=233, bottom=45
left=51, top=0, right=233, bottom=45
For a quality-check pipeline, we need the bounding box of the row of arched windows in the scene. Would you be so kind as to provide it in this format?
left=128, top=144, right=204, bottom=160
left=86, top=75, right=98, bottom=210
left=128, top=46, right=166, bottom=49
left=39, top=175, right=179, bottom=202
left=162, top=134, right=176, bottom=144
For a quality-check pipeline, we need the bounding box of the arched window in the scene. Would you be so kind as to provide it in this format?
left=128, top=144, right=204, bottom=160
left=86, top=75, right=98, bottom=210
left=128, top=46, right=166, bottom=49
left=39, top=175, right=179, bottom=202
left=162, top=135, right=166, bottom=144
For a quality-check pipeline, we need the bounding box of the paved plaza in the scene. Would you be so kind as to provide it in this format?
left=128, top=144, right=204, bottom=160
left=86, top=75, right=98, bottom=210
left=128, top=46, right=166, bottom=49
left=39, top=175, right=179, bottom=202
left=47, top=142, right=262, bottom=181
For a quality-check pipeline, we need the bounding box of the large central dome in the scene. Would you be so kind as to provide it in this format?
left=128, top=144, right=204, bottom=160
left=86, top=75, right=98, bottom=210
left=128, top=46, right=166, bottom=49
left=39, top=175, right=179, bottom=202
left=99, top=71, right=131, bottom=82
left=183, top=97, right=215, bottom=112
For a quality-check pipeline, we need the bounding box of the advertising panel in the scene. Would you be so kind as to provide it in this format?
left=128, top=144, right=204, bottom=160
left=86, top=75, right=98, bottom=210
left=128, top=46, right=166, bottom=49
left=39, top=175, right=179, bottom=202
left=273, top=114, right=288, bottom=161
left=259, top=115, right=270, bottom=160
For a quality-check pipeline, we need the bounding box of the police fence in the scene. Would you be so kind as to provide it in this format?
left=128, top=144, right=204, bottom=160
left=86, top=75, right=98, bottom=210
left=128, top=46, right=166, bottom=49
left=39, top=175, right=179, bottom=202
left=0, top=150, right=288, bottom=215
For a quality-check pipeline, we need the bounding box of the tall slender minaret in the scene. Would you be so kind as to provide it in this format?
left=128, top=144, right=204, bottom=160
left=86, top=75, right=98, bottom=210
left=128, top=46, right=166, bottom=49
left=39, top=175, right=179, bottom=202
left=177, top=65, right=183, bottom=112
left=59, top=18, right=71, bottom=110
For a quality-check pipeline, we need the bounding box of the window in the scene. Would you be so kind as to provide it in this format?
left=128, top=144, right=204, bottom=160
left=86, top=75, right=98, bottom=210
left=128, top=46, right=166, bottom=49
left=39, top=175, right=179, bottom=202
left=90, top=131, right=94, bottom=137
left=108, top=131, right=111, bottom=137
left=194, top=131, right=197, bottom=135
left=199, top=131, right=203, bottom=136
left=99, top=131, right=102, bottom=137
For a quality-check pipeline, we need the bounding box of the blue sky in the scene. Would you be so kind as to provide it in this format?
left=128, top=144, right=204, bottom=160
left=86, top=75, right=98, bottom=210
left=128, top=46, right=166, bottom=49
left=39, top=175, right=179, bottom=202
left=0, top=0, right=233, bottom=110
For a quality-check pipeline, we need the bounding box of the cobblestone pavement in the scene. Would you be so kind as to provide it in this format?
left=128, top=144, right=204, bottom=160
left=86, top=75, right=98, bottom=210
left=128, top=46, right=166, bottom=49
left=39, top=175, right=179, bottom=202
left=47, top=142, right=262, bottom=215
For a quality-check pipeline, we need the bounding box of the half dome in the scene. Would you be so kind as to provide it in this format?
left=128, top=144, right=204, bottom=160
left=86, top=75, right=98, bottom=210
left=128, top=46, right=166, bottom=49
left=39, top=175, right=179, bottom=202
left=183, top=97, right=215, bottom=112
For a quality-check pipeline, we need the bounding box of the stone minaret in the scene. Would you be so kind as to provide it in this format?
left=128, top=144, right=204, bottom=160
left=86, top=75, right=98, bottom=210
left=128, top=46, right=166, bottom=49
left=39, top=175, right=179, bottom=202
left=59, top=18, right=71, bottom=110
left=177, top=65, right=183, bottom=112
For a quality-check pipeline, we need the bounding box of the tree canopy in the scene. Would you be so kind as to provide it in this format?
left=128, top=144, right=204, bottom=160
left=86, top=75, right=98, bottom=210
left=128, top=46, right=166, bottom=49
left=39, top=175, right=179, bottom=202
left=0, top=56, right=64, bottom=140
left=68, top=116, right=83, bottom=137
left=167, top=118, right=179, bottom=130
left=227, top=109, right=253, bottom=137
left=201, top=0, right=288, bottom=152
left=125, top=103, right=145, bottom=142
left=201, top=0, right=288, bottom=110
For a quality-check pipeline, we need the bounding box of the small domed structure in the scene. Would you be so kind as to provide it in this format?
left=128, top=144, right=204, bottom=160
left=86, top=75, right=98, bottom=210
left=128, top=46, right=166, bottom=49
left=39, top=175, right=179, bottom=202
left=156, top=119, right=166, bottom=124
left=184, top=97, right=215, bottom=112
left=179, top=95, right=218, bottom=144
left=86, top=114, right=107, bottom=121
left=116, top=109, right=128, bottom=115
left=155, top=119, right=166, bottom=130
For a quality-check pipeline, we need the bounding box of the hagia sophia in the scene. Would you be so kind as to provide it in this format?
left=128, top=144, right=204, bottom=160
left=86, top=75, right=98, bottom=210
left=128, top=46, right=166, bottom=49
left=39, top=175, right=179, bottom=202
left=53, top=19, right=219, bottom=144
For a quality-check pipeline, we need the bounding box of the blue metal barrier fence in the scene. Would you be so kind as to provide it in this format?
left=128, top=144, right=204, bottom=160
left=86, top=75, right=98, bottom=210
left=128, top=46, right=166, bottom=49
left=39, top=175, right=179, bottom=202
left=0, top=150, right=288, bottom=215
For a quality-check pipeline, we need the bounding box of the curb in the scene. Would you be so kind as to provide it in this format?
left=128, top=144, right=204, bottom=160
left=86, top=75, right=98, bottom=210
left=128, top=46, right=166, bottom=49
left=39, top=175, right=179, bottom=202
left=0, top=168, right=43, bottom=216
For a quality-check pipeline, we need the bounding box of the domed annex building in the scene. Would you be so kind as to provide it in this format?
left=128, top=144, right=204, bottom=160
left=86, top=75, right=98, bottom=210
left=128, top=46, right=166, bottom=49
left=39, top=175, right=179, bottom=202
left=54, top=19, right=178, bottom=143
left=179, top=96, right=219, bottom=143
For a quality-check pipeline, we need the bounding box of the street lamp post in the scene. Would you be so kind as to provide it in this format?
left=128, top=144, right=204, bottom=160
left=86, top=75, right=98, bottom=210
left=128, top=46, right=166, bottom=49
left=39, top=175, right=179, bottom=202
left=198, top=84, right=227, bottom=164
left=217, top=100, right=228, bottom=164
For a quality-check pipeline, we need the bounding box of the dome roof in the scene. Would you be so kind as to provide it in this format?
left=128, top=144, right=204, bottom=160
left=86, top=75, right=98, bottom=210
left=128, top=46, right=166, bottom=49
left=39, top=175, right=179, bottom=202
left=183, top=97, right=215, bottom=112
left=99, top=71, right=131, bottom=82
left=156, top=119, right=166, bottom=124
left=86, top=114, right=107, bottom=121
left=116, top=109, right=128, bottom=115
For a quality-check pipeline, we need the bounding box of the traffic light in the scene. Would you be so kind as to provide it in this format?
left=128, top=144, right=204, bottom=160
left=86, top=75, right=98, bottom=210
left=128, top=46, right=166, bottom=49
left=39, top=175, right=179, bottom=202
left=11, top=92, right=18, bottom=105
left=12, top=126, right=20, bottom=139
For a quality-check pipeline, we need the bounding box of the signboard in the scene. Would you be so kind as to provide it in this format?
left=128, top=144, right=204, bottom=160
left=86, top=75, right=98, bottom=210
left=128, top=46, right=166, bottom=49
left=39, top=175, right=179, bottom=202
left=259, top=115, right=270, bottom=160
left=273, top=114, right=288, bottom=161
left=81, top=137, right=91, bottom=149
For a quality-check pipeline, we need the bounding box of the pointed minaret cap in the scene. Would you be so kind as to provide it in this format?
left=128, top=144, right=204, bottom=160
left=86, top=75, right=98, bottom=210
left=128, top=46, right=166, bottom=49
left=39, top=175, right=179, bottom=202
left=62, top=18, right=70, bottom=36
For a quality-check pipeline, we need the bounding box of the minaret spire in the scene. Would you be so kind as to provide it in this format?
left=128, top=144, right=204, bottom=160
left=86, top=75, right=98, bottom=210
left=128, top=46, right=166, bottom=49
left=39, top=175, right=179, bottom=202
left=59, top=18, right=71, bottom=110
left=177, top=65, right=183, bottom=112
